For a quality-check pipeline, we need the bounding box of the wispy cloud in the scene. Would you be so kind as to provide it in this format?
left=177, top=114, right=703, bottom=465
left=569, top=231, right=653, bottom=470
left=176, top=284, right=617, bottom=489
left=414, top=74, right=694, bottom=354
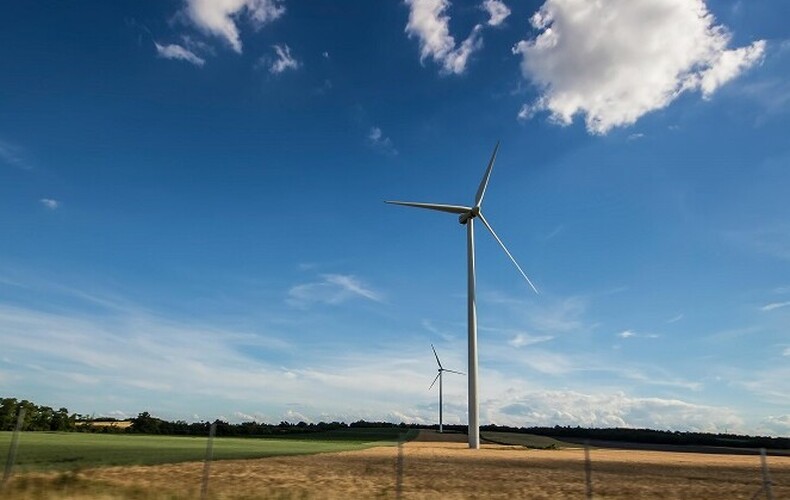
left=287, top=274, right=383, bottom=307
left=783, top=347, right=790, bottom=357
left=666, top=314, right=684, bottom=324
left=508, top=332, right=553, bottom=348
left=269, top=44, right=300, bottom=74
left=421, top=319, right=457, bottom=342
left=482, top=0, right=510, bottom=27
left=0, top=276, right=762, bottom=432
left=485, top=292, right=593, bottom=336
left=404, top=0, right=484, bottom=75
left=154, top=42, right=205, bottom=66
left=761, top=301, right=790, bottom=312
left=528, top=296, right=589, bottom=335
left=513, top=0, right=765, bottom=134
left=0, top=139, right=30, bottom=170
left=617, top=329, right=659, bottom=339
left=736, top=366, right=790, bottom=406
left=737, top=77, right=790, bottom=120
left=368, top=127, right=397, bottom=155
left=183, top=0, right=285, bottom=53
left=543, top=225, right=564, bottom=241
left=726, top=226, right=790, bottom=261
left=39, top=198, right=60, bottom=210
left=516, top=348, right=576, bottom=375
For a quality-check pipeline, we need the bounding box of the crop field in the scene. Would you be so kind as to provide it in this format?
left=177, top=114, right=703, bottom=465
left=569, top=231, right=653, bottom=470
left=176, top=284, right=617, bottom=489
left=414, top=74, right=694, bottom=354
left=0, top=428, right=412, bottom=471
left=2, top=430, right=789, bottom=499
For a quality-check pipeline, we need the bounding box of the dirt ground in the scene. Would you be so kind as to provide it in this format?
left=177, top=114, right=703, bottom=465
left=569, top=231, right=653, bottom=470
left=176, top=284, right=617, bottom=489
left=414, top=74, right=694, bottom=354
left=7, top=432, right=790, bottom=499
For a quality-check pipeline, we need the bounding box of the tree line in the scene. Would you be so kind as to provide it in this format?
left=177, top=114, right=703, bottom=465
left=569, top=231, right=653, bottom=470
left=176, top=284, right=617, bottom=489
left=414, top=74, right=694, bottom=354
left=1, top=398, right=79, bottom=432
left=2, top=397, right=788, bottom=449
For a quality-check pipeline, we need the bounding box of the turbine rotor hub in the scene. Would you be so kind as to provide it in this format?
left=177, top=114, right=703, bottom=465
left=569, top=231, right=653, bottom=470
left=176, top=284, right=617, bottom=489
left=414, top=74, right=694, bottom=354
left=459, top=207, right=480, bottom=225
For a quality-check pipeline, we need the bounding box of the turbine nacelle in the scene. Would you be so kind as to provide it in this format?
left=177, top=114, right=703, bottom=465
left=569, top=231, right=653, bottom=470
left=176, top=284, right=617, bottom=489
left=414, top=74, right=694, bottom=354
left=458, top=207, right=480, bottom=225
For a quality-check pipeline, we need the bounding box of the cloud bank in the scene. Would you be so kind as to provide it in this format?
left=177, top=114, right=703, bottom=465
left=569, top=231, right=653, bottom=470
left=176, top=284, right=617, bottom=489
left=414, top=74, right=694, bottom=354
left=513, top=0, right=766, bottom=134
left=487, top=390, right=743, bottom=432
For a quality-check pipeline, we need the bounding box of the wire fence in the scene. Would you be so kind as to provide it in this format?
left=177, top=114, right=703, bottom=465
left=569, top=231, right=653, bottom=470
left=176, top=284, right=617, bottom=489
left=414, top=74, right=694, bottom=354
left=0, top=412, right=790, bottom=500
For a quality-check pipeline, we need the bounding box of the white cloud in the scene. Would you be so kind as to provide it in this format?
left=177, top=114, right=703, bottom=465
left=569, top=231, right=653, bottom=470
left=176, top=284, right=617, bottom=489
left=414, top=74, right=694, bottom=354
left=512, top=0, right=766, bottom=134
left=287, top=274, right=383, bottom=307
left=39, top=198, right=59, bottom=210
left=627, top=133, right=645, bottom=141
left=699, top=41, right=767, bottom=98
left=488, top=390, right=743, bottom=432
left=154, top=42, right=206, bottom=66
left=482, top=0, right=510, bottom=27
left=760, top=301, right=790, bottom=311
left=368, top=127, right=397, bottom=155
left=404, top=0, right=484, bottom=75
left=619, top=330, right=636, bottom=339
left=269, top=44, right=300, bottom=74
left=783, top=347, right=790, bottom=357
left=184, top=0, right=285, bottom=53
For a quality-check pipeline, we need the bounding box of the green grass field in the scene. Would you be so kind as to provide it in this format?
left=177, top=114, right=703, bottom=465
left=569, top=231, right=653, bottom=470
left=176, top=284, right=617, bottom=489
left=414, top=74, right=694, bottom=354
left=0, top=428, right=417, bottom=472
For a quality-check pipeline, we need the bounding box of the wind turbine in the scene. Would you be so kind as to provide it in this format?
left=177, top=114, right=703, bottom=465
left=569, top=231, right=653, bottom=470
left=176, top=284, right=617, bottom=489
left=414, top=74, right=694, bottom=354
left=428, top=343, right=464, bottom=434
left=387, top=142, right=538, bottom=449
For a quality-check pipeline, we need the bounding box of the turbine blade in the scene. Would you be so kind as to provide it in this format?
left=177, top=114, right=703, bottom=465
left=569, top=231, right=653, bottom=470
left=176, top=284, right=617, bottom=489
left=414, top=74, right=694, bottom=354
left=478, top=212, right=539, bottom=294
left=428, top=372, right=441, bottom=390
left=473, top=142, right=500, bottom=208
left=444, top=369, right=465, bottom=375
left=385, top=201, right=471, bottom=215
left=431, top=343, right=443, bottom=369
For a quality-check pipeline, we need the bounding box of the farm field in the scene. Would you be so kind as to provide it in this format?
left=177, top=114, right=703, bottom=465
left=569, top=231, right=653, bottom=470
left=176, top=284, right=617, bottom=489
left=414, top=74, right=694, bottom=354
left=3, top=430, right=789, bottom=499
left=0, top=428, right=413, bottom=471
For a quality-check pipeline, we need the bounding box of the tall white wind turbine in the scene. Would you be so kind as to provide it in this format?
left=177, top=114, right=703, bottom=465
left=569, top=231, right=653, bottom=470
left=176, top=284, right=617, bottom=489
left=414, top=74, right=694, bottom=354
left=428, top=344, right=464, bottom=434
left=387, top=142, right=538, bottom=449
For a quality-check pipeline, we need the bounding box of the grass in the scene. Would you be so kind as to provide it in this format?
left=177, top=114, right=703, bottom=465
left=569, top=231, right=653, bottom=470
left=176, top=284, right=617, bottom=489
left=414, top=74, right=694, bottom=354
left=0, top=428, right=418, bottom=472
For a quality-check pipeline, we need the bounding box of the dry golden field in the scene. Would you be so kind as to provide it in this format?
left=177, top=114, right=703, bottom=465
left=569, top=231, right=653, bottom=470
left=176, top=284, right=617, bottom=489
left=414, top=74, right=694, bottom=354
left=5, top=431, right=790, bottom=499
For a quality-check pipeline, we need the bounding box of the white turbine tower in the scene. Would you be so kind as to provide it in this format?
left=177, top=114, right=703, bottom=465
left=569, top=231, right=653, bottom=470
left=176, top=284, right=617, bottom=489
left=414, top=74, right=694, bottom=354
left=387, top=142, right=538, bottom=449
left=428, top=343, right=464, bottom=434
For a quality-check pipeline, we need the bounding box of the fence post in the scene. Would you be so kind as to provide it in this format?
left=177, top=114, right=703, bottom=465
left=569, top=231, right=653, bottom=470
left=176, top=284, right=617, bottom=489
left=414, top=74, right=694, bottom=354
left=760, top=448, right=773, bottom=500
left=395, top=433, right=404, bottom=499
left=200, top=422, right=217, bottom=500
left=584, top=440, right=593, bottom=499
left=2, top=407, right=26, bottom=487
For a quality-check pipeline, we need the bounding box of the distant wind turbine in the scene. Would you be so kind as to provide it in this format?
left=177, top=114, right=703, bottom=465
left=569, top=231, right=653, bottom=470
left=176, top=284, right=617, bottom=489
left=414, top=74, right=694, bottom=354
left=387, top=142, right=538, bottom=449
left=428, top=344, right=464, bottom=434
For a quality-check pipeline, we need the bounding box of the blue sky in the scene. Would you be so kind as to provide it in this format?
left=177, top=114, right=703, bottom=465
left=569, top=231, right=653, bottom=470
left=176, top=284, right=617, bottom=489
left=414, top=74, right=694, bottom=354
left=1, top=0, right=789, bottom=435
